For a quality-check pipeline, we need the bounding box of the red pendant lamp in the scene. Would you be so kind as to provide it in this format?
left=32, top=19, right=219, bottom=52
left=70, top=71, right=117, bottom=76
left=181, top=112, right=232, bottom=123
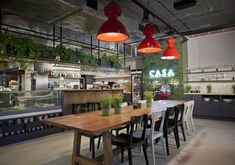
left=96, top=1, right=128, bottom=42
left=162, top=36, right=180, bottom=59
left=137, top=23, right=161, bottom=53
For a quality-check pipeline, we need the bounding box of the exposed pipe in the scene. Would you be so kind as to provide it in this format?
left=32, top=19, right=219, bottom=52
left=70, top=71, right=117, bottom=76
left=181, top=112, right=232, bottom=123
left=48, top=8, right=83, bottom=25
left=131, top=0, right=188, bottom=41
left=53, top=25, right=56, bottom=48
left=156, top=0, right=191, bottom=31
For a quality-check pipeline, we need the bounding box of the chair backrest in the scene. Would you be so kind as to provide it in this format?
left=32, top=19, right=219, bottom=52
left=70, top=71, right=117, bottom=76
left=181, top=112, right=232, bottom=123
left=139, top=100, right=147, bottom=108
left=120, top=102, right=128, bottom=107
left=150, top=109, right=166, bottom=138
left=128, top=114, right=148, bottom=145
left=164, top=106, right=180, bottom=132
left=189, top=100, right=195, bottom=117
left=177, top=104, right=185, bottom=122
left=183, top=101, right=190, bottom=122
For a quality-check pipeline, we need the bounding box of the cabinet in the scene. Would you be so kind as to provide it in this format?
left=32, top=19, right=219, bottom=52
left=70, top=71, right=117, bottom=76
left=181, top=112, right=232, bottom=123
left=184, top=94, right=235, bottom=119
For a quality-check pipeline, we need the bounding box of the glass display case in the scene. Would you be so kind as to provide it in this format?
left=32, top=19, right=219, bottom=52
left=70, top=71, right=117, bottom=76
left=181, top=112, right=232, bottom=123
left=0, top=90, right=62, bottom=113
left=0, top=90, right=62, bottom=146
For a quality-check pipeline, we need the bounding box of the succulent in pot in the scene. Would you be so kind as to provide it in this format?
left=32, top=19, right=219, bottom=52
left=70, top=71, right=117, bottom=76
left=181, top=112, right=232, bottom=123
left=206, top=85, right=212, bottom=93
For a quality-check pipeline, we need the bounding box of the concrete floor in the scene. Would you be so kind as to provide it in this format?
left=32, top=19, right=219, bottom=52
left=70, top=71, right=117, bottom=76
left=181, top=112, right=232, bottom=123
left=0, top=118, right=235, bottom=165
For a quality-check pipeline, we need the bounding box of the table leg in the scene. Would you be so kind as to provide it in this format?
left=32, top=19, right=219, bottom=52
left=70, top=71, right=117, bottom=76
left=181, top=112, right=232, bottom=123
left=102, top=131, right=114, bottom=165
left=72, top=130, right=82, bottom=165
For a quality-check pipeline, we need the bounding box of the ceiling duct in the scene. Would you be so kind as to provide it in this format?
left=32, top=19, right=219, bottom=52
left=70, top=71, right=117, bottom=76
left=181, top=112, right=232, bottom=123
left=173, top=0, right=197, bottom=10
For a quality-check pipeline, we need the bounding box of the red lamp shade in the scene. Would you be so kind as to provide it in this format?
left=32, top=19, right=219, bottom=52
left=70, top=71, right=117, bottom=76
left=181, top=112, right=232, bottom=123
left=138, top=23, right=161, bottom=53
left=96, top=1, right=128, bottom=42
left=162, top=36, right=180, bottom=59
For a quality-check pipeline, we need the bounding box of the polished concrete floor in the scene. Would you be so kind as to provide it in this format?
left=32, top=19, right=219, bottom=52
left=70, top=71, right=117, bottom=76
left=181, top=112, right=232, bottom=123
left=0, top=118, right=235, bottom=165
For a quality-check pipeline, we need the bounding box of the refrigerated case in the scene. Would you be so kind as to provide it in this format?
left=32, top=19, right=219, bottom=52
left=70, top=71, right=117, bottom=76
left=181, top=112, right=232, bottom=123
left=131, top=69, right=143, bottom=103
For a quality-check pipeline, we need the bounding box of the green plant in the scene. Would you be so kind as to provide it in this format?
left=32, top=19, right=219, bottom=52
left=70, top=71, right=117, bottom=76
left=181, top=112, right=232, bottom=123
left=207, top=85, right=212, bottom=93
left=101, top=93, right=112, bottom=116
left=112, top=93, right=124, bottom=114
left=232, top=85, right=235, bottom=94
left=112, top=93, right=124, bottom=107
left=184, top=85, right=192, bottom=93
left=144, top=91, right=153, bottom=101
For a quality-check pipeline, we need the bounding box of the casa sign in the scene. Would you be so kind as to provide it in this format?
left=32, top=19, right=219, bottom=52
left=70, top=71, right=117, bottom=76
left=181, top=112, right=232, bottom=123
left=149, top=69, right=175, bottom=78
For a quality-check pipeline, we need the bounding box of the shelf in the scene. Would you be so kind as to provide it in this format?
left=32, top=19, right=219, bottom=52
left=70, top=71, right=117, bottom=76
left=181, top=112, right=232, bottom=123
left=184, top=69, right=235, bottom=74
left=48, top=76, right=83, bottom=79
left=184, top=80, right=235, bottom=83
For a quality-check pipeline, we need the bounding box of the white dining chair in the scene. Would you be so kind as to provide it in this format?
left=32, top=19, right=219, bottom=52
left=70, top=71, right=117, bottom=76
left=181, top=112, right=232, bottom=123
left=120, top=102, right=128, bottom=107
left=189, top=100, right=195, bottom=132
left=139, top=100, right=147, bottom=108
left=148, top=109, right=167, bottom=165
left=183, top=101, right=191, bottom=136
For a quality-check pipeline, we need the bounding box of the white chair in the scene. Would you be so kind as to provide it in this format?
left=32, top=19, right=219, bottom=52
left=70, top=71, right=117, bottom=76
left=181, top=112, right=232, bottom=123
left=139, top=100, right=147, bottom=108
left=120, top=102, right=128, bottom=107
left=149, top=109, right=167, bottom=165
left=183, top=101, right=190, bottom=136
left=188, top=100, right=195, bottom=132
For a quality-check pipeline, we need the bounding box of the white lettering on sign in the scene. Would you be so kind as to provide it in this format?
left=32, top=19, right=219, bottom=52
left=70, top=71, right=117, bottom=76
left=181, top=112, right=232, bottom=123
left=149, top=69, right=175, bottom=78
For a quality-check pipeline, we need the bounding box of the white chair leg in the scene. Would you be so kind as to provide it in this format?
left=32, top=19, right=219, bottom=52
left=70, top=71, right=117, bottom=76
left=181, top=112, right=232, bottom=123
left=160, top=136, right=167, bottom=158
left=182, top=121, right=187, bottom=141
left=187, top=118, right=192, bottom=135
left=191, top=116, right=195, bottom=131
left=151, top=140, right=156, bottom=165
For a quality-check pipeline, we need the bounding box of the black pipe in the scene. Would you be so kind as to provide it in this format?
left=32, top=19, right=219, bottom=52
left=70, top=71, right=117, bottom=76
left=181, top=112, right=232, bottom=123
left=53, top=25, right=56, bottom=48
left=0, top=8, right=2, bottom=34
left=98, top=40, right=100, bottom=58
left=90, top=35, right=93, bottom=55
left=2, top=23, right=56, bottom=38
left=123, top=43, right=126, bottom=67
left=116, top=43, right=119, bottom=56
left=60, top=26, right=62, bottom=46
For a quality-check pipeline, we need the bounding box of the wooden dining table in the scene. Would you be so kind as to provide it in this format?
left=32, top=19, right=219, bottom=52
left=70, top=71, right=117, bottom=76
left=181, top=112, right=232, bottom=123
left=44, top=100, right=185, bottom=165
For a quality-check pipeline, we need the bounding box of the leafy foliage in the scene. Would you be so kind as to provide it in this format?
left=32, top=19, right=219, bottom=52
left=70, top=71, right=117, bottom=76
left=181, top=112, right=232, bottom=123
left=144, top=91, right=153, bottom=101
left=112, top=93, right=124, bottom=107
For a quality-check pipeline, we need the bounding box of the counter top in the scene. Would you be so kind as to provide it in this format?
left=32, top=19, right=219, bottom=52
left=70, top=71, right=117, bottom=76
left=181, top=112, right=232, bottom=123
left=62, top=89, right=123, bottom=92
left=184, top=93, right=235, bottom=96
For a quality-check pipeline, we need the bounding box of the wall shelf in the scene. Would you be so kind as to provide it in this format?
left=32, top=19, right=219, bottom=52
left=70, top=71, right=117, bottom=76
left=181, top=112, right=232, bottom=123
left=184, top=80, right=235, bottom=83
left=184, top=69, right=235, bottom=74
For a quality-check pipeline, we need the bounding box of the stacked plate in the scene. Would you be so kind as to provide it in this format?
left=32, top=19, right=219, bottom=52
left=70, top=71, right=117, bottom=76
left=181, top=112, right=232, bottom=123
left=223, top=99, right=232, bottom=102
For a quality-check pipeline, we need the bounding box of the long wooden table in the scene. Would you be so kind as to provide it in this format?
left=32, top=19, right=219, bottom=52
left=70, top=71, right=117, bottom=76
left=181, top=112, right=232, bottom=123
left=44, top=100, right=185, bottom=165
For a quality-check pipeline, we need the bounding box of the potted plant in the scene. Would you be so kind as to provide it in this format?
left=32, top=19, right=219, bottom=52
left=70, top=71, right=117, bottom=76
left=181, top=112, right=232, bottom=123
left=232, top=85, right=235, bottom=94
left=184, top=85, right=192, bottom=93
left=207, top=85, right=212, bottom=93
left=144, top=91, right=153, bottom=108
left=100, top=93, right=112, bottom=116
left=112, top=93, right=124, bottom=114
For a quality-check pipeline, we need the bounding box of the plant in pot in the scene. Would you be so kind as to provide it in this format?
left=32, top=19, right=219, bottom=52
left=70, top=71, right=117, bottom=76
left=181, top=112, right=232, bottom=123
left=112, top=93, right=124, bottom=114
left=207, top=85, right=212, bottom=93
left=100, top=93, right=112, bottom=116
left=144, top=91, right=153, bottom=108
left=184, top=85, right=192, bottom=93
left=232, top=84, right=235, bottom=94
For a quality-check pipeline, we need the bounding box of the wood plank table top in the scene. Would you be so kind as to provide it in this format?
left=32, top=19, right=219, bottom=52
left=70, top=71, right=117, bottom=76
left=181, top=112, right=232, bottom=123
left=44, top=100, right=185, bottom=136
left=44, top=100, right=185, bottom=165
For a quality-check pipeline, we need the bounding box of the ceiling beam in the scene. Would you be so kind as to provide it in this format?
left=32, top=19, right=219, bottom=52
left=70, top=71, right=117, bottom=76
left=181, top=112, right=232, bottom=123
left=131, top=0, right=188, bottom=41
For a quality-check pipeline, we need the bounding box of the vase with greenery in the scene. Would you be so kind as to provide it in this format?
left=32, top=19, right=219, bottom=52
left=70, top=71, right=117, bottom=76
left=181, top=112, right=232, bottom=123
left=207, top=85, right=212, bottom=93
left=232, top=85, right=235, bottom=94
left=101, top=93, right=112, bottom=116
left=144, top=91, right=153, bottom=108
left=112, top=93, right=124, bottom=114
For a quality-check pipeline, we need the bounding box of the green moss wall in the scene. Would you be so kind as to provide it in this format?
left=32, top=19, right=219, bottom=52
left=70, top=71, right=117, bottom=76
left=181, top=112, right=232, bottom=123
left=142, top=36, right=184, bottom=99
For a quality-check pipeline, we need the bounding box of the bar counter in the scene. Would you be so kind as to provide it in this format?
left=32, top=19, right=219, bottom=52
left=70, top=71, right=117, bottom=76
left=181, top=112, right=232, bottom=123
left=62, top=89, right=123, bottom=115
